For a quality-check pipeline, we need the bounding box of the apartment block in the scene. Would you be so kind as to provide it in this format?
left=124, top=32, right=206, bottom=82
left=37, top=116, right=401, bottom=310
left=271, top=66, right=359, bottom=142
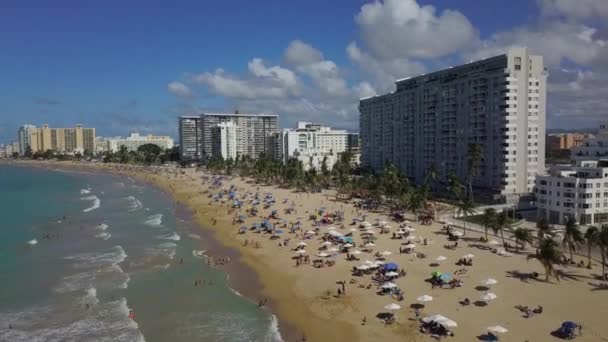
left=211, top=122, right=237, bottom=160
left=360, top=48, right=547, bottom=202
left=178, top=116, right=202, bottom=160
left=22, top=124, right=95, bottom=154
left=571, top=123, right=608, bottom=160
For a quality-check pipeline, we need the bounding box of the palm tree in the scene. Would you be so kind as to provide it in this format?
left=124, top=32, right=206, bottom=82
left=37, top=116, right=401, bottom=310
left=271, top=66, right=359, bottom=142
left=584, top=226, right=599, bottom=269
left=535, top=218, right=554, bottom=253
left=466, top=143, right=482, bottom=202
left=424, top=163, right=438, bottom=219
left=481, top=208, right=497, bottom=240
left=455, top=198, right=475, bottom=236
left=494, top=212, right=510, bottom=246
left=447, top=174, right=464, bottom=201
left=562, top=218, right=584, bottom=262
left=511, top=227, right=533, bottom=252
left=598, top=225, right=608, bottom=280
left=528, top=238, right=563, bottom=282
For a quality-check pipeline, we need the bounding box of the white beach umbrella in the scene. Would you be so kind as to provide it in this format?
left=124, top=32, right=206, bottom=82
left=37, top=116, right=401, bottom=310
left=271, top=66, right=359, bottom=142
left=351, top=250, right=362, bottom=255
left=321, top=241, right=333, bottom=246
left=380, top=250, right=392, bottom=256
left=404, top=244, right=417, bottom=249
left=383, top=303, right=401, bottom=310
left=438, top=318, right=458, bottom=328
left=404, top=227, right=416, bottom=232
left=385, top=271, right=399, bottom=277
left=317, top=252, right=330, bottom=257
left=356, top=265, right=369, bottom=270
left=487, top=325, right=508, bottom=334
left=416, top=295, right=433, bottom=303
left=381, top=282, right=397, bottom=289
left=481, top=293, right=497, bottom=301
left=363, top=260, right=375, bottom=265
left=328, top=247, right=339, bottom=252
left=396, top=230, right=405, bottom=235
left=364, top=242, right=375, bottom=247
left=405, top=235, right=417, bottom=241
left=422, top=314, right=448, bottom=323
left=305, top=230, right=316, bottom=235
left=435, top=256, right=447, bottom=262
left=297, top=241, right=307, bottom=247
left=462, top=253, right=475, bottom=259
left=373, top=260, right=384, bottom=266
left=481, top=278, right=498, bottom=286
left=343, top=243, right=354, bottom=248
left=295, top=250, right=307, bottom=254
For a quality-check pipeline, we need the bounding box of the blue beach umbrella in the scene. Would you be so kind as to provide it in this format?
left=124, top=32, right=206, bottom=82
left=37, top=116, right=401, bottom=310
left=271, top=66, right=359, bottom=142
left=440, top=273, right=452, bottom=282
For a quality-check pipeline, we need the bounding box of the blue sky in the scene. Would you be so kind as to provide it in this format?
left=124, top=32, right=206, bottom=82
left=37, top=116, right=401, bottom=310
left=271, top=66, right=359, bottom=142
left=1, top=0, right=607, bottom=142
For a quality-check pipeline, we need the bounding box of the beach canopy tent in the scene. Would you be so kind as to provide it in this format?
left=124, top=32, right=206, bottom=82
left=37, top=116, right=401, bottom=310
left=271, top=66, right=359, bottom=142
left=417, top=295, right=433, bottom=302
left=384, top=262, right=399, bottom=271
left=481, top=278, right=498, bottom=286
left=487, top=325, right=508, bottom=334
left=383, top=303, right=401, bottom=310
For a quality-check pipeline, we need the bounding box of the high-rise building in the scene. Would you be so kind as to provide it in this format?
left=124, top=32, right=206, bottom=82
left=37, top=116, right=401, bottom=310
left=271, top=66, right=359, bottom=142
left=271, top=122, right=351, bottom=171
left=211, top=122, right=237, bottom=160
left=201, top=113, right=278, bottom=159
left=535, top=160, right=608, bottom=225
left=17, top=124, right=36, bottom=155
left=22, top=124, right=96, bottom=154
left=178, top=116, right=202, bottom=160
left=360, top=47, right=547, bottom=202
left=101, top=133, right=174, bottom=153
left=571, top=123, right=608, bottom=160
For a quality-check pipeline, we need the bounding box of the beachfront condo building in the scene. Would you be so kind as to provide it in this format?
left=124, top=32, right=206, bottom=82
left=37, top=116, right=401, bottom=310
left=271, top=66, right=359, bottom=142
left=271, top=122, right=352, bottom=171
left=571, top=123, right=608, bottom=161
left=535, top=160, right=608, bottom=225
left=17, top=124, right=36, bottom=155
left=211, top=122, right=238, bottom=160
left=179, top=116, right=203, bottom=161
left=201, top=113, right=278, bottom=160
left=98, top=133, right=174, bottom=153
left=359, top=47, right=547, bottom=203
left=22, top=124, right=96, bottom=155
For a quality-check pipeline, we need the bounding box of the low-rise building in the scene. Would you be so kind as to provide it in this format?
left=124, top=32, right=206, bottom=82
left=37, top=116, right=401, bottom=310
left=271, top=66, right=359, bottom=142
left=571, top=123, right=608, bottom=160
left=535, top=160, right=608, bottom=225
left=102, top=133, right=174, bottom=153
left=0, top=143, right=14, bottom=158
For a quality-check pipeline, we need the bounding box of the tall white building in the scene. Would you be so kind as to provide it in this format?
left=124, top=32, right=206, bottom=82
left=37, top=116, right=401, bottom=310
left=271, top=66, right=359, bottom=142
left=211, top=122, right=237, bottom=160
left=201, top=113, right=278, bottom=159
left=17, top=124, right=36, bottom=155
left=101, top=133, right=174, bottom=153
left=571, top=123, right=608, bottom=160
left=360, top=48, right=547, bottom=202
left=179, top=116, right=202, bottom=160
left=272, top=122, right=350, bottom=171
left=535, top=160, right=608, bottom=225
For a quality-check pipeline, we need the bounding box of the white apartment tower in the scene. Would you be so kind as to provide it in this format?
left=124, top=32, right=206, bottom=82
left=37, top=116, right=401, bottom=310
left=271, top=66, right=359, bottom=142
left=211, top=122, right=238, bottom=160
left=360, top=48, right=547, bottom=202
left=201, top=113, right=278, bottom=159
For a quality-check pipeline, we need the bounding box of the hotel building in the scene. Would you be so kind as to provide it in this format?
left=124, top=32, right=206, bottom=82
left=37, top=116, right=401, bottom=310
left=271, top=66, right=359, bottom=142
left=21, top=124, right=95, bottom=154
left=360, top=47, right=547, bottom=202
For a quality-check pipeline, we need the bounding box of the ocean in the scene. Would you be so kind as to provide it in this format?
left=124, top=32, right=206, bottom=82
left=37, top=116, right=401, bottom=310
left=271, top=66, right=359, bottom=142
left=0, top=164, right=281, bottom=342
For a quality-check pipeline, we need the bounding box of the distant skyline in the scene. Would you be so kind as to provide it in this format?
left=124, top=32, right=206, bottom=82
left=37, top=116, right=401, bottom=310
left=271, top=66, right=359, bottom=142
left=1, top=0, right=607, bottom=142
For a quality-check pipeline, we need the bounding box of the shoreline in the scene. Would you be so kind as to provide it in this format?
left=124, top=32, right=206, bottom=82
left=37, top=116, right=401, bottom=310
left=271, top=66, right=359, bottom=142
left=5, top=160, right=608, bottom=342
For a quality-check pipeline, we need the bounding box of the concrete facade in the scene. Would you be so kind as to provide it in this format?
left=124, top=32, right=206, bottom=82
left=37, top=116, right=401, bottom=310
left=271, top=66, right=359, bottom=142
left=178, top=116, right=202, bottom=160
left=360, top=48, right=547, bottom=202
left=571, top=123, right=608, bottom=160
left=211, top=122, right=237, bottom=160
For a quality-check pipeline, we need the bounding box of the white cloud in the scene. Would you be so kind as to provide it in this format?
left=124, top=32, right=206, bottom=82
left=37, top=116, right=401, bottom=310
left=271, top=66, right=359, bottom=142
left=247, top=58, right=299, bottom=90
left=355, top=0, right=478, bottom=60
left=538, top=0, right=608, bottom=19
left=284, top=40, right=324, bottom=67
left=167, top=81, right=192, bottom=98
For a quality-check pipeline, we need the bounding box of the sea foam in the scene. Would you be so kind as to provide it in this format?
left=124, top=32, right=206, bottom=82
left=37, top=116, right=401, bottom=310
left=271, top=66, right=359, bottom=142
left=126, top=196, right=143, bottom=212
left=27, top=239, right=38, bottom=246
left=159, top=232, right=180, bottom=241
left=144, top=214, right=163, bottom=227
left=80, top=188, right=91, bottom=195
left=81, top=195, right=101, bottom=213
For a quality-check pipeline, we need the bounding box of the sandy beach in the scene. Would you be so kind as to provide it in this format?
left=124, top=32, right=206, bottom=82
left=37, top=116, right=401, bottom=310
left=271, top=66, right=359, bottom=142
left=10, top=160, right=608, bottom=342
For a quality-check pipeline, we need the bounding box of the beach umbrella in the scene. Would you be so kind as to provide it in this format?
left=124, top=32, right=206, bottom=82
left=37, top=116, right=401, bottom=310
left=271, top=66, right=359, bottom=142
left=317, top=252, right=330, bottom=257
left=364, top=242, right=375, bottom=247
left=405, top=235, right=416, bottom=241
left=297, top=241, right=307, bottom=247
left=439, top=273, right=452, bottom=282
left=343, top=243, right=354, bottom=248
left=364, top=260, right=375, bottom=266
left=481, top=293, right=497, bottom=301
left=385, top=271, right=399, bottom=277
left=295, top=250, right=307, bottom=254
left=381, top=282, right=397, bottom=289
left=462, top=254, right=475, bottom=259
left=422, top=314, right=448, bottom=323
left=488, top=240, right=500, bottom=245
left=403, top=227, right=416, bottom=232
left=487, top=325, right=508, bottom=334
left=305, top=230, right=316, bottom=235
left=328, top=247, right=339, bottom=252
left=321, top=241, right=333, bottom=246
left=383, top=303, right=401, bottom=310
left=481, top=278, right=498, bottom=286
left=351, top=250, right=362, bottom=255
left=356, top=265, right=369, bottom=270
left=396, top=230, right=405, bottom=235
left=435, top=256, right=447, bottom=262
left=404, top=244, right=417, bottom=249
left=381, top=250, right=392, bottom=256
left=384, top=262, right=399, bottom=270
left=416, top=295, right=433, bottom=303
left=438, top=318, right=458, bottom=328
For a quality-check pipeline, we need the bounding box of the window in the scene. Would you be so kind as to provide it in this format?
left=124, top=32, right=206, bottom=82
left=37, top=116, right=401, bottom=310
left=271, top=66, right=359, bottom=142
left=514, top=57, right=522, bottom=70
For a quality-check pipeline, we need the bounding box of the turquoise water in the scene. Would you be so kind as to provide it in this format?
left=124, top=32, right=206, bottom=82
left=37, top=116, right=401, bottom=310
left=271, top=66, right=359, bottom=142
left=0, top=165, right=280, bottom=342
